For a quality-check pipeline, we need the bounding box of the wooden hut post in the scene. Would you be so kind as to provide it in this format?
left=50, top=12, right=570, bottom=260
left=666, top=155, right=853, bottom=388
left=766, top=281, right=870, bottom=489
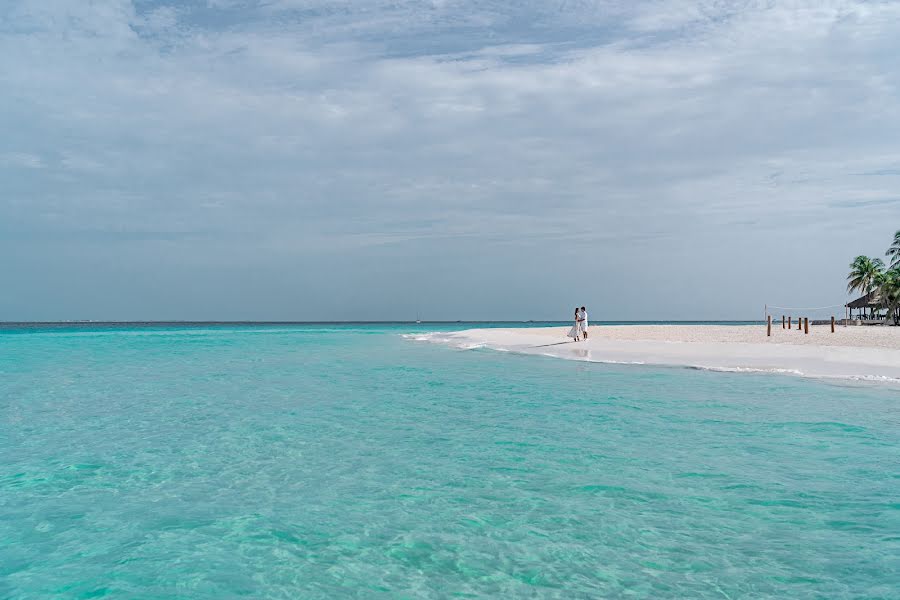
left=831, top=316, right=835, bottom=333
left=767, top=315, right=772, bottom=337
left=788, top=316, right=792, bottom=330
left=782, top=315, right=786, bottom=329
left=804, top=317, right=809, bottom=334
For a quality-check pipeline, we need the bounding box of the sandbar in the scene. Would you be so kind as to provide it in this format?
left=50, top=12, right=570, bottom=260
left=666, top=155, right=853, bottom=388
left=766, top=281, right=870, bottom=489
left=414, top=325, right=900, bottom=384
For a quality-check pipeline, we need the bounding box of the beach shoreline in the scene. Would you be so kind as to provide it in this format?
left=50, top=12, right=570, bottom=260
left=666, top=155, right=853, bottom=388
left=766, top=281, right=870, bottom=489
left=412, top=325, right=900, bottom=385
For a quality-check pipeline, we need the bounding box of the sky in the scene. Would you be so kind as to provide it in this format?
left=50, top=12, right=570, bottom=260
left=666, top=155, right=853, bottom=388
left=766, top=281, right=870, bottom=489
left=1, top=0, right=899, bottom=321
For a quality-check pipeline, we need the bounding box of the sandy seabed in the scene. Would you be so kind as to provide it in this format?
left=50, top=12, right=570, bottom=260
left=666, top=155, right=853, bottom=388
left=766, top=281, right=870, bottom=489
left=415, top=325, right=900, bottom=385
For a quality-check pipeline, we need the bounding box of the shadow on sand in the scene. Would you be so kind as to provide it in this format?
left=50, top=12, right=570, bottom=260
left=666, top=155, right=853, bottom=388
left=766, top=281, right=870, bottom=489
left=531, top=341, right=580, bottom=348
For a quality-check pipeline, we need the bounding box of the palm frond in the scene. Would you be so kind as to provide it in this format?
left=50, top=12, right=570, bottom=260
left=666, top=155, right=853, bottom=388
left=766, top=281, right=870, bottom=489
left=887, top=230, right=900, bottom=269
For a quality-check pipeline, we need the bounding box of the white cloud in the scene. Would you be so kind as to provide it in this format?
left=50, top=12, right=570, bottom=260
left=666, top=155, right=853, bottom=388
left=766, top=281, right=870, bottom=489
left=0, top=152, right=45, bottom=169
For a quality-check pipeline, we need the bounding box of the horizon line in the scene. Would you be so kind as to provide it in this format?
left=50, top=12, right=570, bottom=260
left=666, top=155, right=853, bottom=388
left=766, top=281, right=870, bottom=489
left=0, top=319, right=766, bottom=326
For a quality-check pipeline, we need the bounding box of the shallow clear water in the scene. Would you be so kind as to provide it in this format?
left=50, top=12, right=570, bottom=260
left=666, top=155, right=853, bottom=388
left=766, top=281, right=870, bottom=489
left=2, top=324, right=898, bottom=599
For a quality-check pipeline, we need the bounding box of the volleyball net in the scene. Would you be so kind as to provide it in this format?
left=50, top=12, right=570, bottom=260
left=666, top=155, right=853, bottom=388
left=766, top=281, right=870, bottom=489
left=763, top=303, right=849, bottom=327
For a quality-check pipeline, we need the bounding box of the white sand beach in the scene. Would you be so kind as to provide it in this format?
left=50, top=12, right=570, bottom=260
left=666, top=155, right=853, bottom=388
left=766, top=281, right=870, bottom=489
left=418, top=325, right=900, bottom=384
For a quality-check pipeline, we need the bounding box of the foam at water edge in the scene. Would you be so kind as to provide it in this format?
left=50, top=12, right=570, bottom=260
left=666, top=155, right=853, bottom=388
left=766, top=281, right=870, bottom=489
left=401, top=331, right=498, bottom=351
left=691, top=365, right=900, bottom=385
left=592, top=359, right=647, bottom=365
left=692, top=365, right=805, bottom=376
left=400, top=332, right=450, bottom=342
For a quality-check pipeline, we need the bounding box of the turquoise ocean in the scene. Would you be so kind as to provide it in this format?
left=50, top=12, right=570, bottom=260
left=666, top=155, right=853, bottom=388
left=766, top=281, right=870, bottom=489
left=2, top=323, right=898, bottom=599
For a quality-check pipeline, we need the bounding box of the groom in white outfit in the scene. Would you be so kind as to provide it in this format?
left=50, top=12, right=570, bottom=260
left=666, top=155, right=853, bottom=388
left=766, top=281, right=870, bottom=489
left=580, top=306, right=588, bottom=340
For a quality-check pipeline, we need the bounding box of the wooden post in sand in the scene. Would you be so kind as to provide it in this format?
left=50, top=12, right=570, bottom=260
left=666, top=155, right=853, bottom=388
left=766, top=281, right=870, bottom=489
left=804, top=317, right=809, bottom=334
left=788, top=316, right=792, bottom=330
left=767, top=315, right=772, bottom=337
left=782, top=315, right=786, bottom=329
left=831, top=316, right=835, bottom=333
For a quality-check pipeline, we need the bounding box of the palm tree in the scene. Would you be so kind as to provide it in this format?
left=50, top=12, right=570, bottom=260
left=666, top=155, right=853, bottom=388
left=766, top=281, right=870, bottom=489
left=887, top=230, right=900, bottom=269
left=847, top=256, right=885, bottom=320
left=847, top=255, right=884, bottom=295
left=874, top=268, right=900, bottom=325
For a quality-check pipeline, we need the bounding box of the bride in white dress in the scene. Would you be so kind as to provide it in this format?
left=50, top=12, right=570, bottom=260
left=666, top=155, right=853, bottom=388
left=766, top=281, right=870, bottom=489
left=567, top=307, right=581, bottom=341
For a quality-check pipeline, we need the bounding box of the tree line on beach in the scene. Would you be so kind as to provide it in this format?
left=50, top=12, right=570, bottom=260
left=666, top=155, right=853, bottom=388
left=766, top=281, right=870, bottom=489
left=847, top=229, right=900, bottom=325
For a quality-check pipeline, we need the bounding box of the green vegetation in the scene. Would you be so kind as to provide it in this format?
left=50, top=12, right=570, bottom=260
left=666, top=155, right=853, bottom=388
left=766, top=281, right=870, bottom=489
left=847, top=230, right=900, bottom=325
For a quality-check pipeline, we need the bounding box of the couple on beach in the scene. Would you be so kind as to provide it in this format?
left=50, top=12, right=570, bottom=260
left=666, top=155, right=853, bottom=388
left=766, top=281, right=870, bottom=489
left=567, top=306, right=589, bottom=341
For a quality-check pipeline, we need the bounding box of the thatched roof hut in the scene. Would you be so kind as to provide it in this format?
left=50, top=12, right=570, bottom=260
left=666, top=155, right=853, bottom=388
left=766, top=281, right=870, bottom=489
left=846, top=291, right=880, bottom=309
left=846, top=290, right=884, bottom=320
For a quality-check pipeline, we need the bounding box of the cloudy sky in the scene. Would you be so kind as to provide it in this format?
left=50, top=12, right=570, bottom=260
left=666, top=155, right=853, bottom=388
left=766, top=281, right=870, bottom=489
left=2, top=0, right=899, bottom=321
